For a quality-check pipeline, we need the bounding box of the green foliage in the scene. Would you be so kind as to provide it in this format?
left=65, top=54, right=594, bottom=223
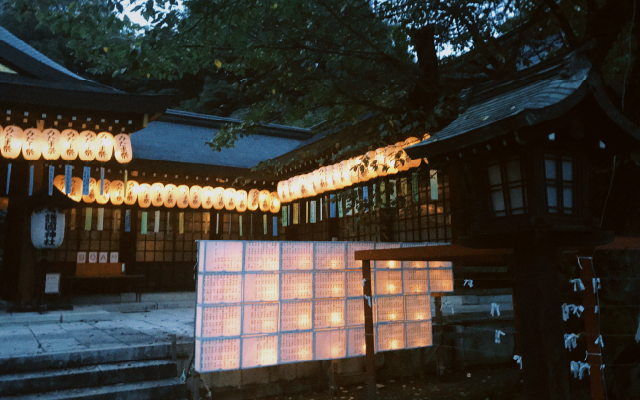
left=3, top=0, right=639, bottom=170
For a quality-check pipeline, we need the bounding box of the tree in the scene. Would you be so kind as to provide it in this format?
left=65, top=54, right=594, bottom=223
left=3, top=0, right=638, bottom=172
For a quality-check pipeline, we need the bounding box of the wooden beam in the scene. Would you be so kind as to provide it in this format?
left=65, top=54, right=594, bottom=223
left=594, top=236, right=640, bottom=251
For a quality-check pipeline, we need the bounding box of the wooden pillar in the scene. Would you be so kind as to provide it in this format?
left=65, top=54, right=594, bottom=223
left=361, top=259, right=376, bottom=399
left=433, top=295, right=448, bottom=379
left=578, top=255, right=605, bottom=400
left=512, top=236, right=570, bottom=400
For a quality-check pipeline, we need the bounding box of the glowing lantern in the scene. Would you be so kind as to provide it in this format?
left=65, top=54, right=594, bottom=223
left=151, top=183, right=165, bottom=207
left=235, top=190, right=248, bottom=212
left=290, top=176, right=302, bottom=199
left=1, top=125, right=24, bottom=159
left=113, top=133, right=133, bottom=164
left=95, top=179, right=111, bottom=205
left=137, top=183, right=151, bottom=208
left=349, top=158, right=362, bottom=185
left=270, top=192, right=281, bottom=213
left=68, top=177, right=83, bottom=202
left=22, top=128, right=44, bottom=160
left=53, top=175, right=66, bottom=194
left=163, top=184, right=177, bottom=208
left=331, top=163, right=343, bottom=189
left=82, top=178, right=97, bottom=203
left=41, top=129, right=61, bottom=160
left=94, top=132, right=114, bottom=162
left=124, top=180, right=139, bottom=205
left=325, top=166, right=336, bottom=191
left=189, top=185, right=203, bottom=209
left=362, top=151, right=377, bottom=181
left=277, top=181, right=285, bottom=200
left=258, top=190, right=271, bottom=212
left=109, top=180, right=125, bottom=206
left=60, top=129, right=80, bottom=160
left=281, top=180, right=290, bottom=203
left=248, top=189, right=260, bottom=211
left=78, top=131, right=97, bottom=161
left=340, top=160, right=352, bottom=187
left=384, top=145, right=399, bottom=175
left=31, top=208, right=65, bottom=249
left=375, top=148, right=388, bottom=176
left=177, top=185, right=190, bottom=209
left=212, top=187, right=225, bottom=210
left=223, top=188, right=236, bottom=210
left=299, top=173, right=315, bottom=197
left=200, top=186, right=215, bottom=210
left=311, top=170, right=323, bottom=194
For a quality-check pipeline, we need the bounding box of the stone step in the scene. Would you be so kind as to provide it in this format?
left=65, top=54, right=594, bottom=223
left=0, top=377, right=185, bottom=400
left=0, top=342, right=193, bottom=374
left=0, top=360, right=177, bottom=397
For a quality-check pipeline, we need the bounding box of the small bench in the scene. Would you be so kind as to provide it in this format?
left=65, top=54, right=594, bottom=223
left=67, top=263, right=146, bottom=302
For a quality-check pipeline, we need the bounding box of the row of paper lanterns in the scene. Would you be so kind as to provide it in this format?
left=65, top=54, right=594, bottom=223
left=1, top=125, right=132, bottom=163
left=53, top=176, right=281, bottom=213
left=277, top=136, right=425, bottom=203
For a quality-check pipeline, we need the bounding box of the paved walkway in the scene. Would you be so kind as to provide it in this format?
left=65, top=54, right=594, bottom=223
left=0, top=308, right=195, bottom=358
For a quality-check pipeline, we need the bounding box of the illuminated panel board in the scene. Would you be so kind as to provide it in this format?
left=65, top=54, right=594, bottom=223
left=195, top=241, right=451, bottom=373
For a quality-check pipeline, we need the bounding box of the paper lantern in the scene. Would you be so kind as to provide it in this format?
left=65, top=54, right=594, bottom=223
left=349, top=158, right=362, bottom=185
left=235, top=190, right=248, bottom=212
left=270, top=192, right=280, bottom=213
left=110, top=180, right=125, bottom=206
left=137, top=183, right=151, bottom=208
left=280, top=181, right=290, bottom=203
left=311, top=170, right=323, bottom=195
left=163, top=184, right=178, bottom=208
left=362, top=151, right=377, bottom=181
left=95, top=179, right=111, bottom=205
left=290, top=176, right=302, bottom=199
left=258, top=190, right=272, bottom=212
left=384, top=145, right=399, bottom=175
left=248, top=189, right=260, bottom=210
left=177, top=185, right=190, bottom=209
left=60, top=129, right=80, bottom=160
left=42, top=129, right=61, bottom=160
left=21, top=128, right=44, bottom=160
left=1, top=125, right=24, bottom=159
left=31, top=208, right=65, bottom=249
left=331, top=164, right=343, bottom=189
left=82, top=178, right=97, bottom=203
left=68, top=177, right=83, bottom=202
left=200, top=186, right=215, bottom=210
left=212, top=187, right=225, bottom=210
left=78, top=131, right=97, bottom=161
left=375, top=148, right=388, bottom=176
left=151, top=183, right=165, bottom=207
left=340, top=160, right=352, bottom=187
left=325, top=166, right=336, bottom=191
left=124, top=180, right=139, bottom=205
left=94, top=132, right=114, bottom=162
left=113, top=133, right=133, bottom=163
left=277, top=181, right=285, bottom=200
left=300, top=174, right=316, bottom=197
left=223, top=188, right=236, bottom=210
left=190, top=185, right=203, bottom=209
left=53, top=175, right=66, bottom=194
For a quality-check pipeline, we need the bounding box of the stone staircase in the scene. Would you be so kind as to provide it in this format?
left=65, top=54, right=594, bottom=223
left=0, top=344, right=187, bottom=400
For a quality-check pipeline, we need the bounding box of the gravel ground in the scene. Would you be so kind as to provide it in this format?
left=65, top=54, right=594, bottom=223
left=258, top=363, right=523, bottom=400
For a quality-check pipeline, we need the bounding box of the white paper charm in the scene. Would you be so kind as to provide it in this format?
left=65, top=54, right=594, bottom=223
left=513, top=355, right=522, bottom=369
left=464, top=279, right=474, bottom=288
left=495, top=330, right=505, bottom=344
left=562, top=303, right=570, bottom=321
left=564, top=333, right=578, bottom=351
left=570, top=361, right=591, bottom=379
left=593, top=278, right=601, bottom=293
left=570, top=279, right=585, bottom=292
left=490, top=303, right=500, bottom=317
left=595, top=335, right=604, bottom=347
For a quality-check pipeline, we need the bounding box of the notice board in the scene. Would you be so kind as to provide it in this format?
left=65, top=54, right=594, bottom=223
left=195, top=241, right=453, bottom=372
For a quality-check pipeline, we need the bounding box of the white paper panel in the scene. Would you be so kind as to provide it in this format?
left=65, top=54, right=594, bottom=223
left=195, top=240, right=451, bottom=372
left=282, top=242, right=313, bottom=270
left=281, top=272, right=313, bottom=300
left=281, top=332, right=313, bottom=362
left=281, top=301, right=313, bottom=331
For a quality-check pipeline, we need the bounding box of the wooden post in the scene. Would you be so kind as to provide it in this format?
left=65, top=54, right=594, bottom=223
left=362, top=259, right=376, bottom=399
left=578, top=255, right=605, bottom=400
left=433, top=295, right=447, bottom=379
